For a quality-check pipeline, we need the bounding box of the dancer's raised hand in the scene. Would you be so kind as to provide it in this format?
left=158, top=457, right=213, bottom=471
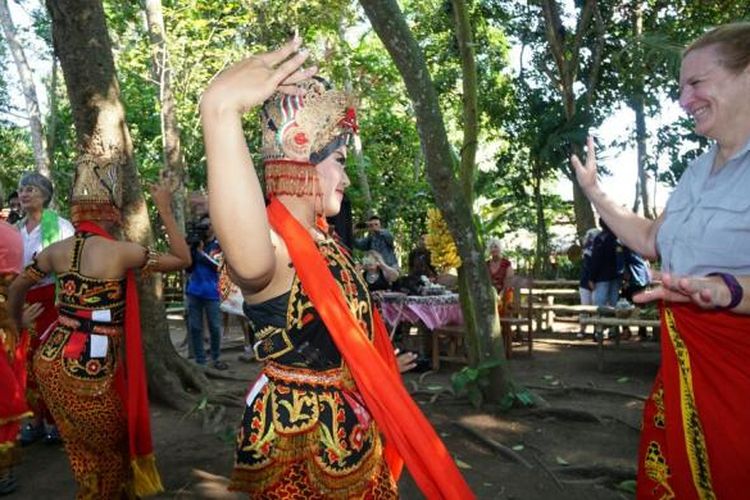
left=200, top=36, right=318, bottom=116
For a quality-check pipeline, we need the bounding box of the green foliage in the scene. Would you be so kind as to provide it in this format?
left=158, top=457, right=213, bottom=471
left=451, top=358, right=504, bottom=408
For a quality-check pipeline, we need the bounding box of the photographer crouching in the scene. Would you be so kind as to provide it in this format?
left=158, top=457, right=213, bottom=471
left=185, top=215, right=228, bottom=370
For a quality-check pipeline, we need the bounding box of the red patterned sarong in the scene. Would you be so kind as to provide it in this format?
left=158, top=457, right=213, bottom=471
left=23, top=283, right=58, bottom=424
left=637, top=303, right=750, bottom=499
left=0, top=274, right=31, bottom=472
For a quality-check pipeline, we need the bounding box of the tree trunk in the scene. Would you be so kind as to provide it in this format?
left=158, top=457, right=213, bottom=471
left=336, top=21, right=373, bottom=215
left=45, top=58, right=59, bottom=167
left=46, top=0, right=207, bottom=411
left=532, top=159, right=549, bottom=276
left=360, top=0, right=513, bottom=402
left=630, top=3, right=654, bottom=219
left=0, top=0, right=50, bottom=176
left=540, top=0, right=598, bottom=237
left=144, top=0, right=187, bottom=230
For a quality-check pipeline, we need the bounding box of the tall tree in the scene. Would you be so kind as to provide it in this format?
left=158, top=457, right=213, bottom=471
left=46, top=0, right=208, bottom=411
left=538, top=0, right=604, bottom=236
left=143, top=0, right=187, bottom=229
left=0, top=0, right=49, bottom=176
left=360, top=0, right=513, bottom=403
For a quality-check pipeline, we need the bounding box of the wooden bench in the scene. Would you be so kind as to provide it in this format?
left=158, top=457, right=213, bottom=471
left=431, top=324, right=468, bottom=371
left=579, top=314, right=661, bottom=371
left=499, top=276, right=534, bottom=357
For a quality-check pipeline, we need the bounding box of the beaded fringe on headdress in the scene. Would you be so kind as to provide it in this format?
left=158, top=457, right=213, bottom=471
left=264, top=159, right=321, bottom=198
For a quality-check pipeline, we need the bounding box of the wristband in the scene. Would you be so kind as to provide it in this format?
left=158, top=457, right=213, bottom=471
left=707, top=272, right=743, bottom=310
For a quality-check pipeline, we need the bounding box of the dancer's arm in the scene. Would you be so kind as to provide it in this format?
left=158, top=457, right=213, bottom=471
left=199, top=38, right=316, bottom=293
left=8, top=251, right=52, bottom=330
left=120, top=182, right=192, bottom=272
left=571, top=136, right=663, bottom=259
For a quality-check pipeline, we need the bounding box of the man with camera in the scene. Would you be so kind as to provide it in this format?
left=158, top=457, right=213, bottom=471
left=185, top=215, right=228, bottom=370
left=354, top=214, right=398, bottom=269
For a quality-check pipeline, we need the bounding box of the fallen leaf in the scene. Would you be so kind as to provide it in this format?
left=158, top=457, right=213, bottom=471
left=512, top=444, right=525, bottom=451
left=615, top=479, right=637, bottom=493
left=617, top=377, right=630, bottom=383
left=542, top=375, right=554, bottom=380
left=483, top=482, right=493, bottom=487
left=549, top=380, right=560, bottom=386
left=440, top=432, right=451, bottom=438
left=426, top=384, right=444, bottom=391
left=455, top=458, right=473, bottom=469
left=555, top=456, right=569, bottom=466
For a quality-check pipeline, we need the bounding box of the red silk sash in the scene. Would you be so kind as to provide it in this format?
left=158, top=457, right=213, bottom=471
left=75, top=221, right=163, bottom=496
left=267, top=198, right=474, bottom=500
left=636, top=303, right=750, bottom=499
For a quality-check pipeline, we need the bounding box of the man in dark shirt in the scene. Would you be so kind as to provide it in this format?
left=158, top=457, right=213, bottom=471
left=354, top=215, right=398, bottom=269
left=589, top=219, right=622, bottom=308
left=186, top=216, right=227, bottom=370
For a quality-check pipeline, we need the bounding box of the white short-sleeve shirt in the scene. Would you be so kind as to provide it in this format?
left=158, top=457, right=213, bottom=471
left=20, top=214, right=75, bottom=287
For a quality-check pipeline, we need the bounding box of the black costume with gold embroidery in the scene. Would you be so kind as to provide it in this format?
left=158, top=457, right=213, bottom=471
left=33, top=233, right=134, bottom=498
left=229, top=234, right=397, bottom=498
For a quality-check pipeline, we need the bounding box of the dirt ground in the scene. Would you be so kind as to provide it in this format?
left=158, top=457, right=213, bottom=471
left=10, top=317, right=660, bottom=499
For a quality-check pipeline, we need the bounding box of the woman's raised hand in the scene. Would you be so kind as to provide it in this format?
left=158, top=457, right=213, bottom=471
left=149, top=177, right=173, bottom=210
left=200, top=37, right=318, bottom=116
left=570, top=135, right=599, bottom=194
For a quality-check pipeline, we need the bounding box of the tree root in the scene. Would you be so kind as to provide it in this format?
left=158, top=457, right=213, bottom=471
left=453, top=422, right=533, bottom=469
left=601, top=414, right=641, bottom=432
left=529, top=450, right=565, bottom=491
left=526, top=407, right=603, bottom=423
left=525, top=383, right=647, bottom=402
left=203, top=368, right=252, bottom=382
left=551, top=464, right=636, bottom=482
left=207, top=393, right=244, bottom=408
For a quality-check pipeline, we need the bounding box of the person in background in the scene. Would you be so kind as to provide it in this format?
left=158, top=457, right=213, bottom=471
left=6, top=191, right=22, bottom=225
left=571, top=22, right=750, bottom=499
left=9, top=157, right=190, bottom=498
left=362, top=249, right=399, bottom=293
left=15, top=172, right=74, bottom=446
left=407, top=233, right=436, bottom=281
left=577, top=227, right=600, bottom=338
left=620, top=245, right=652, bottom=340
left=487, top=238, right=514, bottom=310
left=186, top=216, right=228, bottom=370
left=354, top=214, right=399, bottom=269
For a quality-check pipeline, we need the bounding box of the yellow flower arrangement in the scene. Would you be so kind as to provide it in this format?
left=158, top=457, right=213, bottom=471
left=425, top=207, right=461, bottom=271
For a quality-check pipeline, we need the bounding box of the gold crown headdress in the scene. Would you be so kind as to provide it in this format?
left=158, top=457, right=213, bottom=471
left=71, top=151, right=123, bottom=224
left=261, top=76, right=358, bottom=198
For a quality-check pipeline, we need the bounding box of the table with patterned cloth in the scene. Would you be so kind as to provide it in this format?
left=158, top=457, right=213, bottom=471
left=373, top=292, right=463, bottom=336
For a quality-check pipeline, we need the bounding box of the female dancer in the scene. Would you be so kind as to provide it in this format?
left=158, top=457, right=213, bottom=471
left=9, top=157, right=191, bottom=498
left=200, top=38, right=472, bottom=498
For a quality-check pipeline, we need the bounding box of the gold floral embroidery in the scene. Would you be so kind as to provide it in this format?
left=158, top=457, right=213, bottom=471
left=645, top=440, right=675, bottom=500
left=664, top=308, right=716, bottom=500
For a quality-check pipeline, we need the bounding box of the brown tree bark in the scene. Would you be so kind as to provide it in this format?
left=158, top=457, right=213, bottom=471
left=0, top=0, right=50, bottom=176
left=360, top=0, right=513, bottom=402
left=630, top=3, right=655, bottom=219
left=144, top=0, right=187, bottom=230
left=46, top=0, right=207, bottom=411
left=539, top=0, right=601, bottom=236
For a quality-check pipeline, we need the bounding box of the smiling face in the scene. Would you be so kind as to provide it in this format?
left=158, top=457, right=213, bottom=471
left=314, top=146, right=350, bottom=217
left=679, top=44, right=750, bottom=142
left=18, top=185, right=45, bottom=214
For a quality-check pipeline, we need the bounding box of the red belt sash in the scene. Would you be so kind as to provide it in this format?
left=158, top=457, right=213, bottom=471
left=637, top=303, right=750, bottom=500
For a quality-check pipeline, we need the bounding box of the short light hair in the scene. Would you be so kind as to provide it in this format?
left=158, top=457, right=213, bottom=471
left=684, top=22, right=750, bottom=74
left=19, top=172, right=54, bottom=207
left=486, top=237, right=502, bottom=254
